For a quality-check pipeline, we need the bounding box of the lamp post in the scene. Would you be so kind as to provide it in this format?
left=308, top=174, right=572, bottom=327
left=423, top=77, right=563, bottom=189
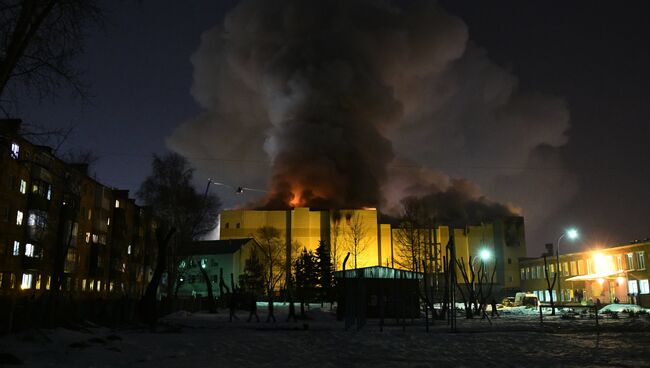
left=555, top=228, right=578, bottom=303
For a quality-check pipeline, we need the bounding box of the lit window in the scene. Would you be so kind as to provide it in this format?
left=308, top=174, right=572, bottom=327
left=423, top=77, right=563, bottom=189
left=616, top=255, right=623, bottom=271
left=549, top=263, right=555, bottom=274
left=16, top=210, right=23, bottom=225
left=92, top=234, right=98, bottom=243
left=627, top=253, right=634, bottom=270
left=201, top=259, right=208, bottom=269
left=115, top=200, right=120, bottom=208
left=88, top=209, right=92, bottom=220
left=628, top=280, right=639, bottom=294
left=85, top=232, right=91, bottom=243
left=577, top=260, right=584, bottom=274
left=640, top=280, right=649, bottom=294
left=97, top=280, right=101, bottom=291
left=562, top=262, right=569, bottom=276
left=127, top=245, right=132, bottom=255
left=520, top=268, right=525, bottom=280
left=13, top=241, right=20, bottom=256
left=21, top=273, right=32, bottom=289
left=19, top=180, right=26, bottom=194
left=570, top=261, right=577, bottom=275
left=637, top=252, right=645, bottom=270
left=10, top=142, right=19, bottom=159
left=46, top=186, right=52, bottom=200
left=25, top=243, right=35, bottom=257
left=107, top=217, right=111, bottom=226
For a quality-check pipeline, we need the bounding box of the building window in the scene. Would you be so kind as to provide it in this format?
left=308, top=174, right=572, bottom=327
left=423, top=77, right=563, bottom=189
left=549, top=263, right=555, bottom=274
left=577, top=260, right=584, bottom=275
left=27, top=210, right=47, bottom=230
left=508, top=275, right=513, bottom=282
left=13, top=241, right=20, bottom=256
left=616, top=255, right=623, bottom=271
left=628, top=280, right=639, bottom=294
left=31, top=180, right=52, bottom=200
left=637, top=252, right=645, bottom=270
left=640, top=280, right=649, bottom=294
left=16, top=210, right=23, bottom=225
left=520, top=268, right=525, bottom=281
left=507, top=258, right=512, bottom=264
left=92, top=234, right=98, bottom=243
left=127, top=245, right=132, bottom=255
left=24, top=243, right=35, bottom=257
left=236, top=223, right=240, bottom=229
left=201, top=259, right=208, bottom=269
left=115, top=199, right=120, bottom=208
left=562, top=262, right=569, bottom=276
left=85, top=232, right=91, bottom=243
left=10, top=142, right=19, bottom=159
left=525, top=267, right=530, bottom=280
left=19, top=179, right=26, bottom=194
left=225, top=222, right=229, bottom=229
left=570, top=261, right=577, bottom=276
left=626, top=253, right=634, bottom=270
left=531, top=266, right=536, bottom=279
left=587, top=259, right=594, bottom=274
left=21, top=273, right=32, bottom=289
left=88, top=209, right=92, bottom=220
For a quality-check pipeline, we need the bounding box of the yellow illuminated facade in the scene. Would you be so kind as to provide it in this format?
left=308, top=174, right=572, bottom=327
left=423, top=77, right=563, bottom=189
left=220, top=208, right=527, bottom=294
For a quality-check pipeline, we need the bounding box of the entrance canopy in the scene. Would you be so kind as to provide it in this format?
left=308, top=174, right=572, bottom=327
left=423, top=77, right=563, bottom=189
left=565, top=270, right=624, bottom=282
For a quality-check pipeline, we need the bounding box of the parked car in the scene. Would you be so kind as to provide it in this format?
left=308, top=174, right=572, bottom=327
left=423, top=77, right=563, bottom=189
left=514, top=292, right=539, bottom=308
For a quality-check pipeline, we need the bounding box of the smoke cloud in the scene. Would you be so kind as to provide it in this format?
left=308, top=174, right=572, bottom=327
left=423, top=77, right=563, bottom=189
left=168, top=0, right=576, bottom=231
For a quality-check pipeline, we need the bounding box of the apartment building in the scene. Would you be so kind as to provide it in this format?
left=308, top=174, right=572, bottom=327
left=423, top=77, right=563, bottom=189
left=0, top=120, right=157, bottom=298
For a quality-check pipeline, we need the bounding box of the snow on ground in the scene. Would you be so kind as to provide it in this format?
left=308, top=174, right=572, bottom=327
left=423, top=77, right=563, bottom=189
left=2, top=305, right=650, bottom=367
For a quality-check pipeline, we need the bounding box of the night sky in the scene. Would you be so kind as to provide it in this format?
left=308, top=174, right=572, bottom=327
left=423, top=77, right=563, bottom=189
left=15, top=0, right=650, bottom=256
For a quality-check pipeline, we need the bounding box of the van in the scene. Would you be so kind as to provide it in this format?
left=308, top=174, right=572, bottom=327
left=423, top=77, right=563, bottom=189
left=514, top=292, right=539, bottom=308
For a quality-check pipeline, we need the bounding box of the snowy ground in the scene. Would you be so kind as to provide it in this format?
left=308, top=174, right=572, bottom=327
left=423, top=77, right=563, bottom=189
left=2, top=305, right=650, bottom=367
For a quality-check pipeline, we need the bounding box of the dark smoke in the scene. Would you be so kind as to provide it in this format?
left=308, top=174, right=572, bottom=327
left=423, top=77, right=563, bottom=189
left=168, top=0, right=575, bottom=229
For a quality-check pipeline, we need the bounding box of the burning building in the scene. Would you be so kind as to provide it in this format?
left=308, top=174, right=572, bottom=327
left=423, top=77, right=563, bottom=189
left=219, top=207, right=527, bottom=295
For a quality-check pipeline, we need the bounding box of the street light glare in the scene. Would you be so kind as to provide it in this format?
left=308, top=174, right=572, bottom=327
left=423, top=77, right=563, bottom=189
left=480, top=249, right=491, bottom=261
left=567, top=229, right=579, bottom=240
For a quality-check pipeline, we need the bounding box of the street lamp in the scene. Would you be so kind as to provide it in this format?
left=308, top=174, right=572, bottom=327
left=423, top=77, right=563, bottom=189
left=556, top=228, right=579, bottom=303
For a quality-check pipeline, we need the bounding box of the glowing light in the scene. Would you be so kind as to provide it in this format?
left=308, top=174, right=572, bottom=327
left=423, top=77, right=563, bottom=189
left=617, top=276, right=626, bottom=286
left=597, top=278, right=605, bottom=285
left=566, top=228, right=579, bottom=240
left=479, top=249, right=491, bottom=261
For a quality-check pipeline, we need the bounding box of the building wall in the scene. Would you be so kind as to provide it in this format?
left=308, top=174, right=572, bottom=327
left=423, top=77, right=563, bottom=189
left=0, top=121, right=157, bottom=298
left=520, top=242, right=650, bottom=307
left=221, top=207, right=526, bottom=294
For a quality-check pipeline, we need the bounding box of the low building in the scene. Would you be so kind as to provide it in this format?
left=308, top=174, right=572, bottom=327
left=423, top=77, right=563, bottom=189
left=176, top=238, right=258, bottom=298
left=520, top=241, right=650, bottom=307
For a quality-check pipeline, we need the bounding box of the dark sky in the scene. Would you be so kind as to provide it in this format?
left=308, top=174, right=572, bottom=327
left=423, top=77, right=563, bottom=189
left=18, top=0, right=650, bottom=256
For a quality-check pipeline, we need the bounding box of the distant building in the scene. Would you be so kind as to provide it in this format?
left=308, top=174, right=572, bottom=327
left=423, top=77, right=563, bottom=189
left=520, top=241, right=650, bottom=307
left=0, top=119, right=157, bottom=297
left=176, top=238, right=257, bottom=298
left=219, top=208, right=527, bottom=296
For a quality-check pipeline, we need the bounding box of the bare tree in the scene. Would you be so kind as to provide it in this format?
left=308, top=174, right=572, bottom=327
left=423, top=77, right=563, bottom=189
left=254, top=226, right=285, bottom=321
left=344, top=212, right=368, bottom=270
left=543, top=255, right=558, bottom=316
left=0, top=0, right=102, bottom=112
left=137, top=153, right=221, bottom=319
left=331, top=212, right=342, bottom=271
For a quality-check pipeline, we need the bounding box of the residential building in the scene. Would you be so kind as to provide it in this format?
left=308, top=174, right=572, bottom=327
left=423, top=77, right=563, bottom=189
left=0, top=119, right=157, bottom=297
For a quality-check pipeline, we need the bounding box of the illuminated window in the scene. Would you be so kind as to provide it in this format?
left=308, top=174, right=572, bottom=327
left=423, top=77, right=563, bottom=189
left=570, top=261, right=577, bottom=276
left=21, top=273, right=32, bottom=289
left=88, top=209, right=92, bottom=220
left=85, top=232, right=91, bottom=243
left=10, top=142, right=19, bottom=159
left=616, top=255, right=623, bottom=271
left=92, top=234, right=98, bottom=243
left=24, top=243, right=35, bottom=257
left=640, top=280, right=649, bottom=294
left=637, top=252, right=645, bottom=270
left=586, top=259, right=594, bottom=274
left=520, top=268, right=525, bottom=281
left=201, top=259, right=208, bottom=269
left=19, top=179, right=26, bottom=194
left=577, top=260, right=585, bottom=275
left=127, top=245, right=132, bottom=255
left=115, top=199, right=120, bottom=208
left=13, top=241, right=20, bottom=256
left=107, top=217, right=111, bottom=226
left=16, top=210, right=23, bottom=225
left=628, top=280, right=639, bottom=294
left=626, top=253, right=634, bottom=270
left=562, top=262, right=569, bottom=276
left=549, top=263, right=555, bottom=274
left=82, top=279, right=87, bottom=290
left=97, top=280, right=102, bottom=291
left=531, top=266, right=536, bottom=279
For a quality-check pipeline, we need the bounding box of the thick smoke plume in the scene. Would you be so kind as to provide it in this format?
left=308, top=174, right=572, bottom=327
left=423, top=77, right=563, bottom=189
left=168, top=0, right=576, bottom=230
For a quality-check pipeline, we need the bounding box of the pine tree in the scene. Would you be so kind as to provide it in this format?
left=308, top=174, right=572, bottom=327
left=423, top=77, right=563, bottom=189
left=240, top=249, right=265, bottom=295
left=294, top=248, right=319, bottom=316
left=315, top=240, right=334, bottom=304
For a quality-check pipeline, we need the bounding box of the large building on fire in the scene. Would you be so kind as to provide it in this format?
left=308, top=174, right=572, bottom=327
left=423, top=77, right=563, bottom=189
left=219, top=207, right=527, bottom=296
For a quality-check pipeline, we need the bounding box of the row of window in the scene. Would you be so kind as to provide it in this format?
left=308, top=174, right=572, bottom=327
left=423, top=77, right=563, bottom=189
left=10, top=241, right=41, bottom=258
left=521, top=251, right=646, bottom=281
left=0, top=272, right=132, bottom=293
